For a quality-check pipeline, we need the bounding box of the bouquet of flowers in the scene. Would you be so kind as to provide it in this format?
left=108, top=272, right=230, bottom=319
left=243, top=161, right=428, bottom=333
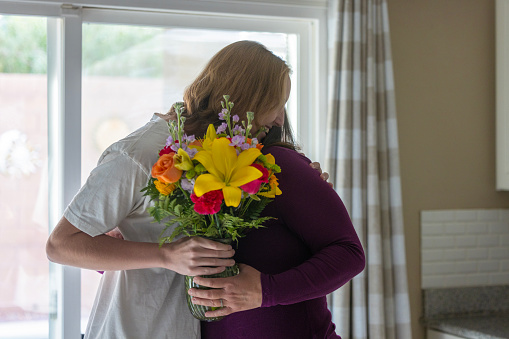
left=142, top=95, right=282, bottom=245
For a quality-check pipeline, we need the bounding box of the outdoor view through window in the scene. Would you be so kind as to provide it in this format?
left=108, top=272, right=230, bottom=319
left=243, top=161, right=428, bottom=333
left=0, top=14, right=50, bottom=339
left=0, top=16, right=296, bottom=338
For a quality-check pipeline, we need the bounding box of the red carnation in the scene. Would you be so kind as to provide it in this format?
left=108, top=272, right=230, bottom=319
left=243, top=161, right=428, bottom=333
left=159, top=146, right=172, bottom=156
left=191, top=190, right=224, bottom=215
left=240, top=163, right=269, bottom=194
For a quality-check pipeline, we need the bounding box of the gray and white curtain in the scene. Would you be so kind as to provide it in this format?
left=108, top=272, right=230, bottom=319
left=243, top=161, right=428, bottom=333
left=325, top=0, right=412, bottom=338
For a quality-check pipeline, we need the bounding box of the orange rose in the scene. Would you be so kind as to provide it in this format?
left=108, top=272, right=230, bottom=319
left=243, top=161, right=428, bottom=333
left=151, top=153, right=182, bottom=183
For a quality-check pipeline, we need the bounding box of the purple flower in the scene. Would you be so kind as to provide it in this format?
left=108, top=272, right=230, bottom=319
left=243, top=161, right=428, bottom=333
left=180, top=178, right=195, bottom=193
left=240, top=143, right=251, bottom=151
left=183, top=134, right=195, bottom=143
left=166, top=135, right=174, bottom=147
left=232, top=125, right=244, bottom=135
left=183, top=144, right=198, bottom=158
left=218, top=108, right=228, bottom=120
left=170, top=144, right=179, bottom=152
left=229, top=135, right=245, bottom=147
left=216, top=123, right=227, bottom=134
left=232, top=115, right=239, bottom=123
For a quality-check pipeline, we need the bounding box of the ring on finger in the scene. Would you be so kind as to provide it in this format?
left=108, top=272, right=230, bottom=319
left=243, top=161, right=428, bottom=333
left=220, top=299, right=223, bottom=308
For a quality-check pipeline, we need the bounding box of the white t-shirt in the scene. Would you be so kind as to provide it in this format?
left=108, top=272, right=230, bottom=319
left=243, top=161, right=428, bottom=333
left=64, top=115, right=200, bottom=339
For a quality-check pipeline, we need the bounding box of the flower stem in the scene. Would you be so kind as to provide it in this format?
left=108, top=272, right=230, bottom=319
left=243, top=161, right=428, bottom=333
left=240, top=197, right=253, bottom=217
left=213, top=213, right=223, bottom=238
left=176, top=181, right=189, bottom=200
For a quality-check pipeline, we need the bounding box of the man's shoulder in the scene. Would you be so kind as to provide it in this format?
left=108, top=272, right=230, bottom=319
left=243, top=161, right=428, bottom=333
left=98, top=115, right=168, bottom=170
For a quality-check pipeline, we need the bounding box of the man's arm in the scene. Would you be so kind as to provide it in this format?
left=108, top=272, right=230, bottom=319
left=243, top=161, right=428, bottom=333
left=46, top=216, right=236, bottom=276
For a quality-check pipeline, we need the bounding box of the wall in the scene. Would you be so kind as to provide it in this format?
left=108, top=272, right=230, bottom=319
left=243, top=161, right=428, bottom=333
left=386, top=1, right=509, bottom=339
left=421, top=209, right=509, bottom=288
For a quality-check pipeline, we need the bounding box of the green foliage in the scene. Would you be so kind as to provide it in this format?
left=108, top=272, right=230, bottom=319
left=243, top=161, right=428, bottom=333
left=241, top=195, right=272, bottom=220
left=140, top=177, right=160, bottom=198
left=256, top=154, right=281, bottom=173
left=0, top=16, right=162, bottom=76
left=220, top=213, right=272, bottom=242
left=0, top=16, right=47, bottom=73
left=82, top=23, right=163, bottom=77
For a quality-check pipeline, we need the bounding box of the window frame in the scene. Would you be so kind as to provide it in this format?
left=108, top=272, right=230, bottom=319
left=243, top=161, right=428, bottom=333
left=0, top=1, right=327, bottom=338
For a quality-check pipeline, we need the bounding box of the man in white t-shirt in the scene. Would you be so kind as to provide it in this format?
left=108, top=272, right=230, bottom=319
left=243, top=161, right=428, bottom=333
left=46, top=115, right=237, bottom=339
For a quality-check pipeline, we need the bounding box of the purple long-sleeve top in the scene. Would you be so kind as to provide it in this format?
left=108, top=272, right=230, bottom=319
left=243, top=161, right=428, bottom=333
left=201, top=146, right=365, bottom=339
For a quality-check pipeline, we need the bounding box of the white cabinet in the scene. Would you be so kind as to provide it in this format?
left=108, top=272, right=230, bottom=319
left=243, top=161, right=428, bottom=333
left=497, top=0, right=509, bottom=189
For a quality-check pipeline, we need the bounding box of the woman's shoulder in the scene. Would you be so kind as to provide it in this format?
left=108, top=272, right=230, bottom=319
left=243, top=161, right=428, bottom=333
left=262, top=145, right=309, bottom=164
left=262, top=145, right=316, bottom=180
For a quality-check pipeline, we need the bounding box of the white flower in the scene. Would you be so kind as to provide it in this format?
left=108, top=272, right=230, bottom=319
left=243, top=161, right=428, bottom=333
left=0, top=130, right=40, bottom=177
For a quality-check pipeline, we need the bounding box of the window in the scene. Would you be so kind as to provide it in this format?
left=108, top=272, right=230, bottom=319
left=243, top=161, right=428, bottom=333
left=0, top=14, right=50, bottom=339
left=0, top=1, right=325, bottom=338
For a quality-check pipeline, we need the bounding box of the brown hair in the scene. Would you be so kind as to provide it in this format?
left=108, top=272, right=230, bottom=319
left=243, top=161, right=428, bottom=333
left=262, top=109, right=298, bottom=149
left=175, top=41, right=292, bottom=140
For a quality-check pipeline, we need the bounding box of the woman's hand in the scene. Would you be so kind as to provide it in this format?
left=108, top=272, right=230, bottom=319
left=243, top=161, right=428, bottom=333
left=163, top=237, right=236, bottom=276
left=309, top=161, right=332, bottom=188
left=187, top=263, right=262, bottom=318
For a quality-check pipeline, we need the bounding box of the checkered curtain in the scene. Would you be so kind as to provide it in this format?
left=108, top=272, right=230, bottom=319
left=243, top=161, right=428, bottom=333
left=325, top=0, right=412, bottom=338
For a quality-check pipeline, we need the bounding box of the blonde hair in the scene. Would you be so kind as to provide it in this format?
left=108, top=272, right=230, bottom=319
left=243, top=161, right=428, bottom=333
left=179, top=40, right=291, bottom=137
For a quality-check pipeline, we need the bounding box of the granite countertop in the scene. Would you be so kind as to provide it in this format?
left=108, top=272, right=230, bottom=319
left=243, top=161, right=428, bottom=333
left=425, top=312, right=509, bottom=339
left=422, top=286, right=509, bottom=339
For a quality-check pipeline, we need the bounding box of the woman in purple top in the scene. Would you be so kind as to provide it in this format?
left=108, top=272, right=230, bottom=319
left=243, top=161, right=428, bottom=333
left=190, top=143, right=365, bottom=338
left=185, top=42, right=365, bottom=338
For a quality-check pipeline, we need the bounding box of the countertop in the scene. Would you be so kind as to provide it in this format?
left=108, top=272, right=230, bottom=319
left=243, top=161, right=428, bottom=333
left=422, top=286, right=509, bottom=339
left=425, top=313, right=509, bottom=339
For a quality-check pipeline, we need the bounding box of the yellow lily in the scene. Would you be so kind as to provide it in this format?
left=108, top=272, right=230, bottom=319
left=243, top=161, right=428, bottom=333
left=173, top=148, right=194, bottom=171
left=202, top=124, right=217, bottom=151
left=265, top=153, right=276, bottom=166
left=193, top=137, right=262, bottom=207
left=189, top=124, right=217, bottom=153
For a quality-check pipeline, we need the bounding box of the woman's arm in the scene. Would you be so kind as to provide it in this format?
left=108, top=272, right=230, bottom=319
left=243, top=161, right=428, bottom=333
left=46, top=216, right=235, bottom=276
left=258, top=149, right=365, bottom=305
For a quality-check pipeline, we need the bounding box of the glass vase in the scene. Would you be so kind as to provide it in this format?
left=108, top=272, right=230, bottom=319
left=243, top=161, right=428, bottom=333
left=184, top=238, right=239, bottom=322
